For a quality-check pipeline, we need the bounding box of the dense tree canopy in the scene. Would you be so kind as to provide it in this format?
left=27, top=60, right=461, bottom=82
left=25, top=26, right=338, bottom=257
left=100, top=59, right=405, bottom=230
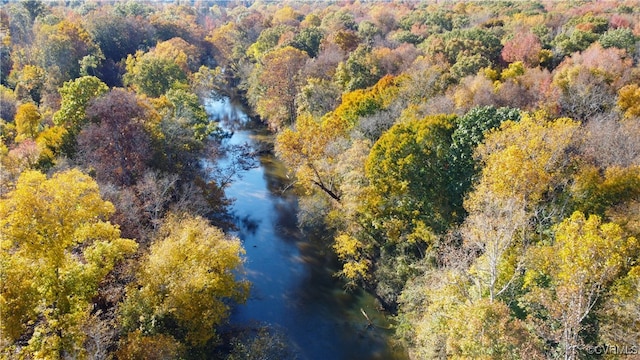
left=119, top=214, right=249, bottom=346
left=1, top=1, right=639, bottom=358
left=0, top=169, right=137, bottom=358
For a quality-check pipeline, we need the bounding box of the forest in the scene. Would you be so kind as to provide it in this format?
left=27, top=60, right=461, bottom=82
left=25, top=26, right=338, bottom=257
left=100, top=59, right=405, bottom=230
left=0, top=0, right=639, bottom=359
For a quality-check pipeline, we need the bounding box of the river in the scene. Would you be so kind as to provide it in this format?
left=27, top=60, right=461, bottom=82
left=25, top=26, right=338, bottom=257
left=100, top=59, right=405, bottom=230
left=205, top=97, right=408, bottom=360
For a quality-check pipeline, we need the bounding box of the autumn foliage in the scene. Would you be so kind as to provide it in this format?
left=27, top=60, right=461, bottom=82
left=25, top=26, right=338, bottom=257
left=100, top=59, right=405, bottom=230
left=1, top=0, right=640, bottom=359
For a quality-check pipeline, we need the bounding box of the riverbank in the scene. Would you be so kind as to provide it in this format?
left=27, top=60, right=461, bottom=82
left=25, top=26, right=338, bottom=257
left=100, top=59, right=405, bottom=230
left=206, top=97, right=408, bottom=360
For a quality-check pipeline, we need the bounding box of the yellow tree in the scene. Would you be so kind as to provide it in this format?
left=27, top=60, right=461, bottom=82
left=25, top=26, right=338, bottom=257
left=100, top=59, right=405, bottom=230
left=463, top=112, right=580, bottom=302
left=14, top=102, right=42, bottom=142
left=276, top=75, right=406, bottom=204
left=398, top=269, right=543, bottom=359
left=0, top=169, right=137, bottom=359
left=618, top=83, right=640, bottom=119
left=120, top=214, right=249, bottom=347
left=524, top=212, right=638, bottom=359
left=276, top=112, right=348, bottom=202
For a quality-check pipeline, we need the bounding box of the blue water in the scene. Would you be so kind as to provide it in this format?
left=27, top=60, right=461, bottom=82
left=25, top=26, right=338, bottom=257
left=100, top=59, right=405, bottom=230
left=206, top=98, right=407, bottom=360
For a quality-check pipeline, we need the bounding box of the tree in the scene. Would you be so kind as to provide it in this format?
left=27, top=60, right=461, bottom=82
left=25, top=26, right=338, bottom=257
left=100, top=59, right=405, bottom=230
left=332, top=29, right=360, bottom=53
left=553, top=44, right=630, bottom=121
left=116, top=330, right=185, bottom=360
left=152, top=37, right=203, bottom=74
left=296, top=78, right=341, bottom=118
left=425, top=27, right=502, bottom=66
left=124, top=51, right=187, bottom=98
left=618, top=83, right=640, bottom=119
left=78, top=88, right=152, bottom=186
left=83, top=7, right=155, bottom=86
left=461, top=113, right=580, bottom=305
left=598, top=264, right=640, bottom=348
left=365, top=114, right=458, bottom=235
left=248, top=46, right=309, bottom=130
left=148, top=89, right=215, bottom=176
left=469, top=113, right=580, bottom=210
left=598, top=27, right=636, bottom=54
left=348, top=114, right=458, bottom=306
left=276, top=113, right=347, bottom=202
left=398, top=268, right=543, bottom=359
left=119, top=214, right=249, bottom=346
left=446, top=299, right=543, bottom=359
left=9, top=64, right=46, bottom=104
left=292, top=26, right=324, bottom=58
left=448, top=106, right=521, bottom=203
left=84, top=8, right=154, bottom=63
left=14, top=102, right=42, bottom=142
left=524, top=212, right=638, bottom=359
left=246, top=25, right=294, bottom=61
left=206, top=22, right=252, bottom=88
left=334, top=45, right=381, bottom=92
left=0, top=169, right=137, bottom=358
left=33, top=19, right=102, bottom=84
left=53, top=76, right=108, bottom=156
left=21, top=0, right=47, bottom=21
left=501, top=31, right=543, bottom=67
left=552, top=30, right=599, bottom=57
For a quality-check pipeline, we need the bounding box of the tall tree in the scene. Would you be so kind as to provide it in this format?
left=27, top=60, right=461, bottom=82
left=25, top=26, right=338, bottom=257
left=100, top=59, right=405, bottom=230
left=119, top=214, right=249, bottom=346
left=123, top=51, right=187, bottom=98
left=0, top=169, right=137, bottom=358
left=78, top=88, right=152, bottom=186
left=249, top=46, right=309, bottom=130
left=34, top=19, right=101, bottom=84
left=53, top=76, right=108, bottom=156
left=14, top=102, right=41, bottom=142
left=524, top=212, right=638, bottom=359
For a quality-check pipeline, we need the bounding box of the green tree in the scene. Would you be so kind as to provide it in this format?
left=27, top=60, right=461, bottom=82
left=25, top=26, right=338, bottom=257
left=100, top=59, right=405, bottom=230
left=292, top=26, right=324, bottom=58
left=0, top=169, right=137, bottom=358
left=365, top=114, right=458, bottom=236
left=334, top=45, right=381, bottom=92
left=425, top=27, right=502, bottom=66
left=53, top=76, right=108, bottom=131
left=599, top=27, right=637, bottom=54
left=552, top=30, right=599, bottom=57
left=297, top=78, right=341, bottom=118
left=53, top=76, right=108, bottom=157
left=124, top=51, right=187, bottom=98
left=342, top=114, right=457, bottom=305
left=120, top=214, right=249, bottom=347
left=448, top=106, right=521, bottom=202
left=246, top=24, right=294, bottom=61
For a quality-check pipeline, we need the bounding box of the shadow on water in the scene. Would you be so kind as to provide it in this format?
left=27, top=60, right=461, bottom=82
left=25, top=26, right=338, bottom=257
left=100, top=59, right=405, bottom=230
left=205, top=97, right=408, bottom=360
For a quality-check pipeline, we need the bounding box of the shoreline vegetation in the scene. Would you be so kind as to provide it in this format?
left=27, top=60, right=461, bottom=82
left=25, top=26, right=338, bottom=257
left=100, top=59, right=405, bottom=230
left=1, top=0, right=639, bottom=359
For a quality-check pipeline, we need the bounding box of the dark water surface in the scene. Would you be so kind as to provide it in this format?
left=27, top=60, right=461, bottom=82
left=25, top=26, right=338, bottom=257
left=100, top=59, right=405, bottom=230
left=206, top=98, right=408, bottom=360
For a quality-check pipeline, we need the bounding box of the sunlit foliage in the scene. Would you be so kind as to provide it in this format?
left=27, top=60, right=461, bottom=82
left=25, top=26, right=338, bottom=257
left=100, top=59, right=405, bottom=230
left=119, top=214, right=249, bottom=346
left=0, top=169, right=137, bottom=358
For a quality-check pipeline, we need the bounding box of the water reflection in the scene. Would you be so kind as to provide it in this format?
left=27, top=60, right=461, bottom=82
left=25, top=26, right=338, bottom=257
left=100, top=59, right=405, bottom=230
left=206, top=98, right=407, bottom=360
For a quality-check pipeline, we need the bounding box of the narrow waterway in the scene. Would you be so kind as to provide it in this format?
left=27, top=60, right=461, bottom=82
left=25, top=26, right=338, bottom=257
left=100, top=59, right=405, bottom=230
left=206, top=98, right=408, bottom=360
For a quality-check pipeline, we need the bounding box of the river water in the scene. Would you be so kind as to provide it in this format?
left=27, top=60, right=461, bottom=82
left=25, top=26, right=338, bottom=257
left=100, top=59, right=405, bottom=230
left=205, top=98, right=408, bottom=360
